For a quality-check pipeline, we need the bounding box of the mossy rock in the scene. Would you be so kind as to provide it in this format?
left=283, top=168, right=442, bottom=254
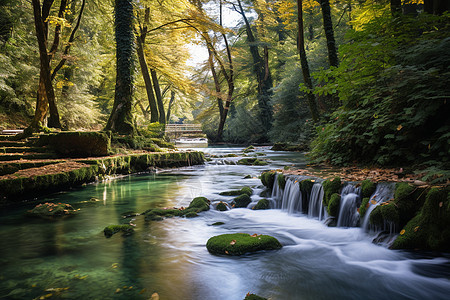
left=244, top=175, right=252, bottom=179
left=237, top=158, right=268, bottom=166
left=277, top=173, right=286, bottom=189
left=322, top=177, right=341, bottom=206
left=104, top=224, right=134, bottom=238
left=244, top=294, right=267, bottom=300
left=233, top=194, right=251, bottom=208
left=44, top=131, right=111, bottom=157
left=254, top=199, right=270, bottom=210
left=327, top=193, right=340, bottom=217
left=220, top=187, right=253, bottom=197
left=300, top=179, right=314, bottom=194
left=188, top=197, right=210, bottom=212
left=185, top=212, right=199, bottom=218
left=211, top=222, right=225, bottom=226
left=243, top=145, right=255, bottom=153
left=260, top=171, right=276, bottom=190
left=358, top=197, right=370, bottom=217
left=216, top=201, right=229, bottom=211
left=392, top=188, right=450, bottom=251
left=27, top=202, right=78, bottom=219
left=360, top=179, right=376, bottom=198
left=224, top=153, right=238, bottom=158
left=149, top=138, right=175, bottom=149
left=206, top=233, right=282, bottom=256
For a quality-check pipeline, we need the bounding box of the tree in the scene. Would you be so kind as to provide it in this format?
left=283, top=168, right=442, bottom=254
left=297, top=0, right=319, bottom=122
left=105, top=0, right=135, bottom=135
left=319, top=0, right=338, bottom=68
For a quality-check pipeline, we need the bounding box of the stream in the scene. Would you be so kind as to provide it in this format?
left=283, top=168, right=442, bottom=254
left=0, top=147, right=449, bottom=300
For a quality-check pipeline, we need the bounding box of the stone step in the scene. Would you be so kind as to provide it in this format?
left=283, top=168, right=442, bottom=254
left=0, top=160, right=65, bottom=176
left=0, top=146, right=50, bottom=154
left=0, top=152, right=59, bottom=161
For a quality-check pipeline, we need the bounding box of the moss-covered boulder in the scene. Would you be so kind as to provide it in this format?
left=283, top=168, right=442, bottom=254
left=143, top=197, right=210, bottom=221
left=220, top=187, right=253, bottom=197
left=43, top=131, right=111, bottom=157
left=244, top=294, right=267, bottom=300
left=322, top=177, right=341, bottom=206
left=237, top=158, right=268, bottom=166
left=358, top=197, right=370, bottom=217
left=216, top=201, right=229, bottom=211
left=260, top=170, right=276, bottom=190
left=243, top=145, right=255, bottom=153
left=103, top=224, right=134, bottom=238
left=391, top=188, right=450, bottom=251
left=277, top=173, right=286, bottom=189
left=327, top=193, right=341, bottom=217
left=299, top=179, right=314, bottom=194
left=27, top=202, right=78, bottom=219
left=233, top=194, right=251, bottom=208
left=253, top=199, right=270, bottom=210
left=187, top=197, right=210, bottom=212
left=206, top=233, right=282, bottom=256
left=360, top=179, right=376, bottom=198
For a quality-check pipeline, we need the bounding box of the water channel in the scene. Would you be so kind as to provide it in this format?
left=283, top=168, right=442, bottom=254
left=1, top=147, right=449, bottom=299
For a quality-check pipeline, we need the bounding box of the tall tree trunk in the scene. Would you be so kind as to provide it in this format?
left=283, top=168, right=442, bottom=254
left=237, top=0, right=273, bottom=138
left=136, top=7, right=159, bottom=123
left=297, top=0, right=319, bottom=122
left=105, top=0, right=135, bottom=135
left=320, top=0, right=338, bottom=68
left=166, top=90, right=175, bottom=123
left=150, top=69, right=166, bottom=124
left=207, top=46, right=225, bottom=135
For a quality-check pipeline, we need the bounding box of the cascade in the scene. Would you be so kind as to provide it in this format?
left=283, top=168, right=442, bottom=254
left=308, top=183, right=325, bottom=220
left=280, top=179, right=302, bottom=214
left=361, top=182, right=396, bottom=232
left=271, top=173, right=283, bottom=208
left=336, top=184, right=361, bottom=227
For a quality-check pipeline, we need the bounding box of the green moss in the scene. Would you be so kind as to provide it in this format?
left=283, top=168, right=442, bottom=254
left=277, top=173, right=286, bottom=189
left=103, top=224, right=134, bottom=238
left=44, top=131, right=111, bottom=157
left=394, top=182, right=415, bottom=201
left=224, top=153, right=238, bottom=157
left=185, top=212, right=199, bottom=218
left=381, top=203, right=399, bottom=224
left=359, top=197, right=370, bottom=217
left=216, top=202, right=228, bottom=211
left=299, top=179, right=314, bottom=194
left=260, top=171, right=276, bottom=190
left=233, top=194, right=251, bottom=208
left=254, top=199, right=270, bottom=210
left=237, top=158, right=268, bottom=166
left=188, top=197, right=210, bottom=212
left=144, top=213, right=164, bottom=221
left=369, top=206, right=383, bottom=227
left=322, top=177, right=341, bottom=206
left=244, top=294, right=267, bottom=300
left=327, top=193, right=340, bottom=217
left=219, top=187, right=253, bottom=197
left=206, top=233, right=282, bottom=256
left=27, top=202, right=78, bottom=219
left=361, top=180, right=376, bottom=198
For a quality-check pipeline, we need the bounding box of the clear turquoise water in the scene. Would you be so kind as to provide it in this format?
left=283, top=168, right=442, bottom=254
left=1, top=147, right=449, bottom=300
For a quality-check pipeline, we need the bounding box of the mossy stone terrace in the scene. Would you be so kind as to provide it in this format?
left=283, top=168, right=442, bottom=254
left=206, top=233, right=282, bottom=256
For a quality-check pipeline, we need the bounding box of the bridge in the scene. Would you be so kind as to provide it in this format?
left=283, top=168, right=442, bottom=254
left=165, top=124, right=204, bottom=139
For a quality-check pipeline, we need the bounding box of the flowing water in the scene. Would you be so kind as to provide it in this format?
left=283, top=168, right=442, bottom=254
left=0, top=147, right=449, bottom=300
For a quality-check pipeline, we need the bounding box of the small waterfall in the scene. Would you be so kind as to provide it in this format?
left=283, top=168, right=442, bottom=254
left=361, top=182, right=396, bottom=232
left=308, top=183, right=325, bottom=220
left=271, top=173, right=283, bottom=208
left=337, top=184, right=361, bottom=227
left=280, top=179, right=302, bottom=214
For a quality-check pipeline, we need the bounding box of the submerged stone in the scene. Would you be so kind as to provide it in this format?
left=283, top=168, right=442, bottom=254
left=27, top=202, right=78, bottom=219
left=220, top=187, right=253, bottom=197
left=206, top=233, right=282, bottom=256
left=103, top=224, right=134, bottom=238
left=237, top=158, right=268, bottom=166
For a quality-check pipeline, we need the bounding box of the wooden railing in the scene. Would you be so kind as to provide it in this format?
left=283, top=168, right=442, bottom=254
left=165, top=124, right=203, bottom=133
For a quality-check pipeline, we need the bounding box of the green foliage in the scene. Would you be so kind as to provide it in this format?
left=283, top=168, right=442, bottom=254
left=327, top=193, right=340, bottom=217
left=206, top=233, right=282, bottom=256
left=310, top=13, right=450, bottom=169
left=254, top=199, right=270, bottom=210
left=322, top=177, right=341, bottom=206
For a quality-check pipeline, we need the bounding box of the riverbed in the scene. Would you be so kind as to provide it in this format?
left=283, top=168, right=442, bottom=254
left=0, top=147, right=449, bottom=299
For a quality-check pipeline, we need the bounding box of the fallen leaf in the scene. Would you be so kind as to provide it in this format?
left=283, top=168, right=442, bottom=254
left=150, top=292, right=160, bottom=300
left=230, top=240, right=236, bottom=245
left=397, top=125, right=403, bottom=131
left=439, top=202, right=443, bottom=208
left=139, top=288, right=147, bottom=295
left=414, top=226, right=419, bottom=232
left=370, top=200, right=377, bottom=205
left=115, top=288, right=121, bottom=294
left=400, top=229, right=406, bottom=235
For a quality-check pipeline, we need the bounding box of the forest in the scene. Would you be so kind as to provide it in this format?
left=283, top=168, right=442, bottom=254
left=0, top=0, right=449, bottom=179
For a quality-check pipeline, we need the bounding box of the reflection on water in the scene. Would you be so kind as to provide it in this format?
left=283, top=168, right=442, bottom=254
left=0, top=147, right=449, bottom=299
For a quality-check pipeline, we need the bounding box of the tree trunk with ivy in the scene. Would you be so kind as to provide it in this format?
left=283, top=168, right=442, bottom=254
left=150, top=69, right=166, bottom=124
left=105, top=0, right=135, bottom=135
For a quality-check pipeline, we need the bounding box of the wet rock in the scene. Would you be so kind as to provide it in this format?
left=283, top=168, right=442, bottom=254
left=253, top=199, right=270, bottom=210
left=103, top=224, right=134, bottom=238
left=233, top=194, right=251, bottom=208
left=206, top=233, right=282, bottom=256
